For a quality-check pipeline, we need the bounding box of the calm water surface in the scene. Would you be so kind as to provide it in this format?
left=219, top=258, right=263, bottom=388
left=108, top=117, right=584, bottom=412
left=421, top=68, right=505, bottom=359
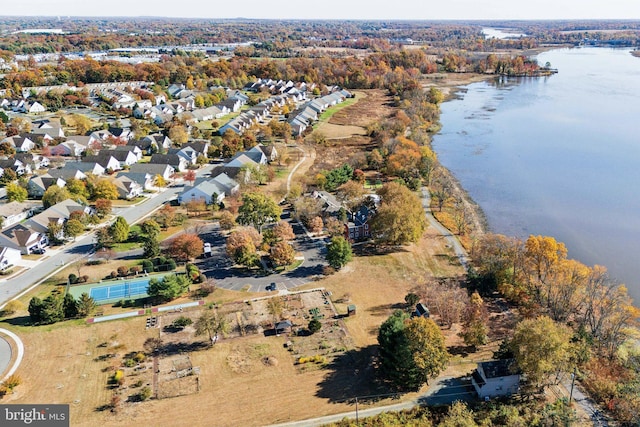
left=432, top=47, right=640, bottom=303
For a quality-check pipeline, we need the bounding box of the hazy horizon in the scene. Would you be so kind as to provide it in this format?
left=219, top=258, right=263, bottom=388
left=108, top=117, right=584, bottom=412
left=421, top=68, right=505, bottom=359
left=2, top=0, right=639, bottom=21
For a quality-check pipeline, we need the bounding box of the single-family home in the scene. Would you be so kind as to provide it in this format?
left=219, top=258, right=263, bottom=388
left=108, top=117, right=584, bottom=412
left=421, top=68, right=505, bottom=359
left=24, top=101, right=46, bottom=114
left=149, top=153, right=189, bottom=172
left=177, top=179, right=226, bottom=205
left=107, top=127, right=133, bottom=141
left=141, top=134, right=173, bottom=153
left=32, top=122, right=65, bottom=138
left=0, top=246, right=21, bottom=271
left=211, top=173, right=240, bottom=197
left=128, top=163, right=175, bottom=182
left=345, top=205, right=374, bottom=241
left=226, top=153, right=260, bottom=169
left=94, top=149, right=139, bottom=168
left=46, top=165, right=88, bottom=181
left=3, top=135, right=35, bottom=152
left=183, top=141, right=210, bottom=159
left=81, top=154, right=122, bottom=172
left=472, top=360, right=521, bottom=400
left=27, top=175, right=66, bottom=198
left=117, top=172, right=154, bottom=191
left=168, top=146, right=198, bottom=166
left=0, top=225, right=48, bottom=254
left=14, top=153, right=49, bottom=170
left=114, top=145, right=143, bottom=161
left=0, top=158, right=31, bottom=176
left=0, top=201, right=38, bottom=229
left=53, top=140, right=86, bottom=157
left=113, top=175, right=143, bottom=200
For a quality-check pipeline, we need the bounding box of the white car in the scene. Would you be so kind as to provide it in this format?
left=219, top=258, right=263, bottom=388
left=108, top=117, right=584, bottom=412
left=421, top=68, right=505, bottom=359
left=203, top=242, right=212, bottom=257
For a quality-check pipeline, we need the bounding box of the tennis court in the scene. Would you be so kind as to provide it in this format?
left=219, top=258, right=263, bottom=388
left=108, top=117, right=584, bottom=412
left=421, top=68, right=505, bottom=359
left=67, top=274, right=166, bottom=305
left=89, top=278, right=151, bottom=302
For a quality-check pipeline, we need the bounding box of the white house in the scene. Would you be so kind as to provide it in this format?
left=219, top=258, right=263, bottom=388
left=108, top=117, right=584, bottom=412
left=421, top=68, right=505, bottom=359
left=113, top=176, right=143, bottom=200
left=177, top=179, right=226, bottom=205
left=471, top=360, right=521, bottom=400
left=0, top=202, right=38, bottom=229
left=0, top=246, right=21, bottom=271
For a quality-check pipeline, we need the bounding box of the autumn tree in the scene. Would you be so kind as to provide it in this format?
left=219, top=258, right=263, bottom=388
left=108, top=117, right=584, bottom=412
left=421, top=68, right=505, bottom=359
left=226, top=227, right=261, bottom=267
left=195, top=310, right=230, bottom=346
left=42, top=185, right=71, bottom=208
left=219, top=211, right=236, bottom=230
left=236, top=192, right=282, bottom=232
left=72, top=113, right=92, bottom=135
left=326, top=236, right=353, bottom=270
left=168, top=233, right=203, bottom=261
left=419, top=279, right=468, bottom=329
left=324, top=217, right=345, bottom=237
left=309, top=216, right=324, bottom=234
left=510, top=316, right=573, bottom=390
left=92, top=179, right=118, bottom=200
left=6, top=182, right=27, bottom=202
left=377, top=311, right=449, bottom=390
left=154, top=204, right=176, bottom=229
left=270, top=241, right=295, bottom=267
left=184, top=169, right=196, bottom=186
left=272, top=220, right=295, bottom=242
left=94, top=198, right=113, bottom=218
left=370, top=182, right=427, bottom=245
left=335, top=180, right=367, bottom=211
left=169, top=124, right=188, bottom=145
left=459, top=292, right=489, bottom=350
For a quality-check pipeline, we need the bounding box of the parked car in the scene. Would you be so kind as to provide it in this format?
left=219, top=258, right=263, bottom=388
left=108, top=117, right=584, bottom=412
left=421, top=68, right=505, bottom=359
left=32, top=247, right=46, bottom=254
left=203, top=242, right=212, bottom=257
left=266, top=282, right=277, bottom=291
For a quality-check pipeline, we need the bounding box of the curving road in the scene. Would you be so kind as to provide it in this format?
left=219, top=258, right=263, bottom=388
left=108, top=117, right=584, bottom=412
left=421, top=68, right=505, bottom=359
left=0, top=328, right=24, bottom=382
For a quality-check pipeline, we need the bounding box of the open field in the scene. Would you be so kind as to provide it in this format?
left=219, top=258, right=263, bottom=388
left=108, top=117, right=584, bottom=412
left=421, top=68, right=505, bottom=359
left=0, top=224, right=471, bottom=427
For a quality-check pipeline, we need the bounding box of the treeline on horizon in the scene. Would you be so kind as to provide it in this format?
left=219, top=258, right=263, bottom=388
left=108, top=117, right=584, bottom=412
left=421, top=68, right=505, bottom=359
left=0, top=19, right=638, bottom=55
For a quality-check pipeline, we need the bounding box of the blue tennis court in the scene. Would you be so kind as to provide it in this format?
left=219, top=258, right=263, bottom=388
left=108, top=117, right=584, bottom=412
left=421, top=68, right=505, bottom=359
left=89, top=278, right=151, bottom=302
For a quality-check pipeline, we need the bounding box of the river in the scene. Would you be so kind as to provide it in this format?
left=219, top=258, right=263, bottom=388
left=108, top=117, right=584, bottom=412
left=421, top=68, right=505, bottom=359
left=432, top=47, right=640, bottom=303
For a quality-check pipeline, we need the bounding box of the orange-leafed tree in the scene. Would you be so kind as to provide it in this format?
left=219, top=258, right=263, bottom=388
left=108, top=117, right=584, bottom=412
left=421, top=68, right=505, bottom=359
left=168, top=233, right=203, bottom=261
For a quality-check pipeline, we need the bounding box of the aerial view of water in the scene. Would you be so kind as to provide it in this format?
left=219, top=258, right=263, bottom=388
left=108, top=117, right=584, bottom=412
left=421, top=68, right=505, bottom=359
left=432, top=47, right=640, bottom=303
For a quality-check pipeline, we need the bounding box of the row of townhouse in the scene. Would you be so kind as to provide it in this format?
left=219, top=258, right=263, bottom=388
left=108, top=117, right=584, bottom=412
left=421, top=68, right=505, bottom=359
left=288, top=89, right=353, bottom=136
left=176, top=143, right=278, bottom=206
left=218, top=92, right=306, bottom=136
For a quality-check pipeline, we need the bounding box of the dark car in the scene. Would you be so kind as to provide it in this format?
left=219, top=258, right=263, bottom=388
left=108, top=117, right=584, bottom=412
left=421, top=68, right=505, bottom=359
left=266, top=282, right=277, bottom=291
left=32, top=247, right=46, bottom=254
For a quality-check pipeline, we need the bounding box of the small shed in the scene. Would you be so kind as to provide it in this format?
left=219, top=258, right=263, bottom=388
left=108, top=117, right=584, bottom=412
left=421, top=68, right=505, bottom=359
left=347, top=305, right=356, bottom=317
left=413, top=303, right=430, bottom=318
left=274, top=320, right=293, bottom=335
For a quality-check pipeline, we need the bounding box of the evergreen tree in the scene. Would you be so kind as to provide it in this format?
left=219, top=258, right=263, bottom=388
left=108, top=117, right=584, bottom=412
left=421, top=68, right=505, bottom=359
left=109, top=216, right=129, bottom=243
left=63, top=293, right=78, bottom=319
left=28, top=297, right=44, bottom=324
left=77, top=293, right=96, bottom=317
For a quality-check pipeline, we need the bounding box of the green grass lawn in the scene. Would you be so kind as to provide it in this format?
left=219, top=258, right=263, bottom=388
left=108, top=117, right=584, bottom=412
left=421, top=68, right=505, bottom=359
left=112, top=196, right=147, bottom=207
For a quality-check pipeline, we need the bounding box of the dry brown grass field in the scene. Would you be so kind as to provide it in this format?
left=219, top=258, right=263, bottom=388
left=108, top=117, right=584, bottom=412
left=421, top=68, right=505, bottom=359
left=0, top=84, right=513, bottom=427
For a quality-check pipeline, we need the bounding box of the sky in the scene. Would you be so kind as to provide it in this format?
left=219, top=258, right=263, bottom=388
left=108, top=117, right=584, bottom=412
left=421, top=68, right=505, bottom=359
left=3, top=0, right=640, bottom=20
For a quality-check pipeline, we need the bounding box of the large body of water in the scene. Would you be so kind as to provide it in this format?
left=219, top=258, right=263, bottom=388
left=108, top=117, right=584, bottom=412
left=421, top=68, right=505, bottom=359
left=432, top=47, right=640, bottom=303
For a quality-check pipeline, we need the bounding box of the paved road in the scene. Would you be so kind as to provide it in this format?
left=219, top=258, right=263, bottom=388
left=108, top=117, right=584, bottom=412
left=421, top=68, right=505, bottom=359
left=0, top=165, right=213, bottom=308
